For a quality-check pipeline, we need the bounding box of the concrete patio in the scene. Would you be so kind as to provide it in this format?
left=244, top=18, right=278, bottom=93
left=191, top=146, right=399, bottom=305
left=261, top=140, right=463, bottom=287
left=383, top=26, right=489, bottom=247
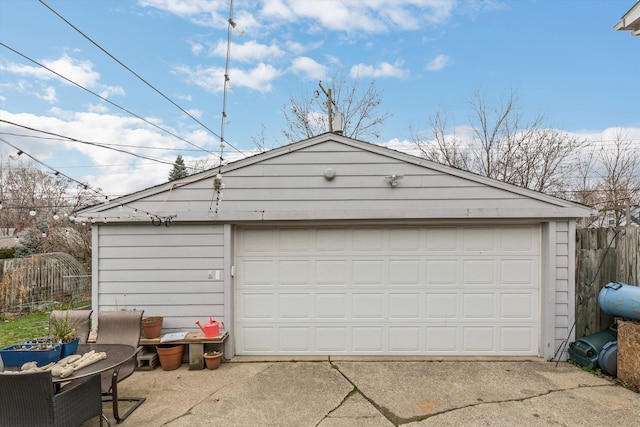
left=80, top=358, right=640, bottom=426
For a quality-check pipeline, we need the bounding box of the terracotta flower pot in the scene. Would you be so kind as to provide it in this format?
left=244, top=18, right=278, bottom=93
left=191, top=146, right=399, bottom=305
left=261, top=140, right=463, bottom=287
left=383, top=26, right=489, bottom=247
left=156, top=344, right=183, bottom=371
left=142, top=316, right=163, bottom=339
left=204, top=351, right=223, bottom=370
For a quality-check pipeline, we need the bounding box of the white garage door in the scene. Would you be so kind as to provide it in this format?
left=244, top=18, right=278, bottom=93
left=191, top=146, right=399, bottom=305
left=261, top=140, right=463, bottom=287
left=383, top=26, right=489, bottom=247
left=235, top=225, right=540, bottom=356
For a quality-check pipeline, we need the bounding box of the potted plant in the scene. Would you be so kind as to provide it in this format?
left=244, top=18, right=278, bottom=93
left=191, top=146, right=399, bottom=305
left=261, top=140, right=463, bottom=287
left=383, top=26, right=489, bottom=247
left=0, top=338, right=62, bottom=367
left=142, top=316, right=164, bottom=339
left=49, top=313, right=81, bottom=358
left=203, top=350, right=223, bottom=370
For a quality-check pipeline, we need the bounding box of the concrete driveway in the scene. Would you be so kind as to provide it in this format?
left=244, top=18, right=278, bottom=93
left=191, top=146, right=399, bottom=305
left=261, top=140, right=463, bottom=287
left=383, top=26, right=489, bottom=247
left=82, top=358, right=640, bottom=426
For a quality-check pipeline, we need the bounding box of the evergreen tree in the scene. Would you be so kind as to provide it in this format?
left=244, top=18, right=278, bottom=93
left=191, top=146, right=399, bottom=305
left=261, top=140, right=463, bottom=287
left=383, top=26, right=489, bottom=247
left=168, top=155, right=188, bottom=182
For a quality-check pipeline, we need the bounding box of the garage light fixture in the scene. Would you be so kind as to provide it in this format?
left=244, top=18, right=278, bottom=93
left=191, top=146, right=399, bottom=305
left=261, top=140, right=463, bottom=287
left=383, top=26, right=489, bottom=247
left=384, top=174, right=403, bottom=187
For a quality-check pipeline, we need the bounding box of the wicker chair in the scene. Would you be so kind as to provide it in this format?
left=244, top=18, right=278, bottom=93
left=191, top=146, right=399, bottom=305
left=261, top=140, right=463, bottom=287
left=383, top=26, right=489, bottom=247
left=50, top=309, right=93, bottom=344
left=0, top=370, right=108, bottom=427
left=97, top=310, right=145, bottom=424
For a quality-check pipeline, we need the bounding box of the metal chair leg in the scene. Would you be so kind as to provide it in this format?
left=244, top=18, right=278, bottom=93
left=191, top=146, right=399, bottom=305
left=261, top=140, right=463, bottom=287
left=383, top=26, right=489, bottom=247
left=103, top=365, right=145, bottom=423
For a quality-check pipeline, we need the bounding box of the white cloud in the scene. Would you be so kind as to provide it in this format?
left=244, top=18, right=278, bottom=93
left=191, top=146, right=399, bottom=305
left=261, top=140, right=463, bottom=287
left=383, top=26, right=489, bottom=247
left=141, top=0, right=461, bottom=37
left=286, top=41, right=305, bottom=55
left=99, top=85, right=126, bottom=98
left=378, top=138, right=423, bottom=158
left=88, top=103, right=109, bottom=114
left=36, top=86, right=57, bottom=103
left=185, top=108, right=203, bottom=119
left=0, top=61, right=52, bottom=81
left=138, top=0, right=227, bottom=27
left=140, top=0, right=458, bottom=38
left=426, top=54, right=451, bottom=71
left=350, top=60, right=408, bottom=78
left=41, top=54, right=101, bottom=88
left=1, top=54, right=126, bottom=102
left=291, top=57, right=327, bottom=80
left=0, top=109, right=194, bottom=196
left=175, top=63, right=279, bottom=93
left=285, top=40, right=324, bottom=56
left=190, top=42, right=204, bottom=56
left=209, top=40, right=285, bottom=62
left=259, top=0, right=456, bottom=33
left=232, top=63, right=280, bottom=92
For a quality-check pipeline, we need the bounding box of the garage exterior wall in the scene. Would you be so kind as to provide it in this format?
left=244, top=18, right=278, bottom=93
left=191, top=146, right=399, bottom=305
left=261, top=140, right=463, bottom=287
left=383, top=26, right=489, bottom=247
left=91, top=223, right=228, bottom=334
left=540, top=220, right=576, bottom=361
left=99, top=137, right=589, bottom=223
left=91, top=219, right=575, bottom=360
left=81, top=134, right=588, bottom=360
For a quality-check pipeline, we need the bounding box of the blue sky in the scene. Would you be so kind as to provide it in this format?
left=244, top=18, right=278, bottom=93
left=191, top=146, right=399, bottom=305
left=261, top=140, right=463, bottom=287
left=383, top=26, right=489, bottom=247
left=1, top=0, right=639, bottom=197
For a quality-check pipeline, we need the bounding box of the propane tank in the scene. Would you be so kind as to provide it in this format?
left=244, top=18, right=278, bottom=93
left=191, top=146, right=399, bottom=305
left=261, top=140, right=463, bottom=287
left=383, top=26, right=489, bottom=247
left=598, top=282, right=640, bottom=321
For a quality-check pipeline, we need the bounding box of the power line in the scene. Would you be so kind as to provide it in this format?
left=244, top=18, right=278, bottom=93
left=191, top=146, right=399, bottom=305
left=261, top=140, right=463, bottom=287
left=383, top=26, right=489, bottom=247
left=0, top=136, right=96, bottom=194
left=0, top=41, right=220, bottom=158
left=0, top=137, right=182, bottom=219
left=0, top=131, right=210, bottom=153
left=0, top=119, right=178, bottom=167
left=38, top=0, right=246, bottom=158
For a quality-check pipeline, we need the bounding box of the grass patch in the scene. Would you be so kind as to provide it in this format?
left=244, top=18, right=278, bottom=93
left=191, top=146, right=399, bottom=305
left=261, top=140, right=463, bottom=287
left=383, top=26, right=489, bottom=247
left=0, top=311, right=49, bottom=348
left=0, top=299, right=91, bottom=348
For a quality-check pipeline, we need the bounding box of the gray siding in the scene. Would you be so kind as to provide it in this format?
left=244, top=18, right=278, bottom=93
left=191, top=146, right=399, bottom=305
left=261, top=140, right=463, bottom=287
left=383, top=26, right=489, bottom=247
left=540, top=220, right=574, bottom=361
left=84, top=138, right=587, bottom=223
left=80, top=135, right=590, bottom=359
left=554, top=220, right=576, bottom=360
left=93, top=223, right=225, bottom=333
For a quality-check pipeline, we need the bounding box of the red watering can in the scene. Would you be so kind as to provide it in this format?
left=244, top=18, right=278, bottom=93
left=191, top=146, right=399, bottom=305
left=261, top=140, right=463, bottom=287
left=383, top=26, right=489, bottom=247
left=195, top=317, right=224, bottom=337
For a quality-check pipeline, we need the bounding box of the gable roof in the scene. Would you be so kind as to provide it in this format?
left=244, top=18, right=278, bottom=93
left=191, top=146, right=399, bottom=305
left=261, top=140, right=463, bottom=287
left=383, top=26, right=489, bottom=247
left=77, top=133, right=592, bottom=222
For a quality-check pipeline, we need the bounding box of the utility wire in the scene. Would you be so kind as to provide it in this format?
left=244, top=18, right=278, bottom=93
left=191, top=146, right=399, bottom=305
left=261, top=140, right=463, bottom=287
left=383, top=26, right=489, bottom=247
left=0, top=119, right=177, bottom=167
left=0, top=41, right=219, bottom=158
left=38, top=0, right=246, bottom=157
left=0, top=131, right=209, bottom=153
left=219, top=0, right=235, bottom=161
left=0, top=136, right=94, bottom=193
left=0, top=137, right=176, bottom=220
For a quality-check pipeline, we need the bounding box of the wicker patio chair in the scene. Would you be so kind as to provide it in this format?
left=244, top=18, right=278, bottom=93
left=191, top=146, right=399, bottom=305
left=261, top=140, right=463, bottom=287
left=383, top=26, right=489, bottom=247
left=50, top=309, right=93, bottom=344
left=0, top=370, right=108, bottom=427
left=96, top=310, right=146, bottom=424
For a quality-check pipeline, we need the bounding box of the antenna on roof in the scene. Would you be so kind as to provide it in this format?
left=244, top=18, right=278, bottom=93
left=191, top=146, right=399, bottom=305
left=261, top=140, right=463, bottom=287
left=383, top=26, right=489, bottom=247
left=317, top=81, right=343, bottom=135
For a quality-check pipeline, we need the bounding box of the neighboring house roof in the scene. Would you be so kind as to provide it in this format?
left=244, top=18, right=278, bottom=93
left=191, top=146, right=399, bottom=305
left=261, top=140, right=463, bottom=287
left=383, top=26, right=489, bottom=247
left=620, top=206, right=640, bottom=226
left=77, top=133, right=592, bottom=222
left=615, top=1, right=640, bottom=35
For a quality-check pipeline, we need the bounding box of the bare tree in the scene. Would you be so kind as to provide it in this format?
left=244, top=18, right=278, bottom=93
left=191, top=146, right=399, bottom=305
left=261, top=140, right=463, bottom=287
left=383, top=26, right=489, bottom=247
left=188, top=157, right=221, bottom=175
left=0, top=158, right=98, bottom=264
left=282, top=71, right=391, bottom=143
left=250, top=123, right=271, bottom=153
left=594, top=130, right=640, bottom=226
left=569, top=146, right=601, bottom=226
left=411, top=89, right=586, bottom=195
left=411, top=110, right=470, bottom=170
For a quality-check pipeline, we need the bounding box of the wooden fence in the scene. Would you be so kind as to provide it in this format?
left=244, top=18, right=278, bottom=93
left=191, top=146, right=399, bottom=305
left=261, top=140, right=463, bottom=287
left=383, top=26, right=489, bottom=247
left=575, top=227, right=640, bottom=339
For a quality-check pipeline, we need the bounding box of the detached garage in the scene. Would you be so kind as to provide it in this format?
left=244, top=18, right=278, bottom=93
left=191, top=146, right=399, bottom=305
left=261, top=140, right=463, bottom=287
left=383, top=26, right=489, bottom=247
left=77, top=133, right=591, bottom=360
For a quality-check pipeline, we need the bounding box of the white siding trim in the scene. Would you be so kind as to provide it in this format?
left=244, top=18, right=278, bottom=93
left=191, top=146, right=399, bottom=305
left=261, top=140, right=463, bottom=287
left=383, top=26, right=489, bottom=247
left=541, top=222, right=556, bottom=360
left=540, top=220, right=574, bottom=361
left=223, top=224, right=235, bottom=358
left=91, top=225, right=99, bottom=330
